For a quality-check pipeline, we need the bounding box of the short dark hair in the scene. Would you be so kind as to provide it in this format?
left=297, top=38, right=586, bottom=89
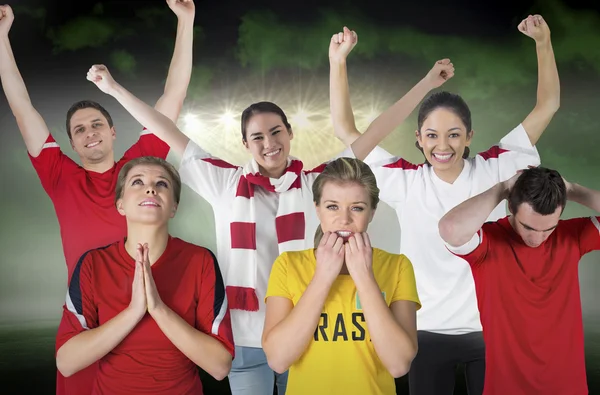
left=66, top=100, right=114, bottom=139
left=240, top=101, right=291, bottom=141
left=415, top=91, right=472, bottom=160
left=508, top=167, right=567, bottom=215
left=115, top=156, right=182, bottom=206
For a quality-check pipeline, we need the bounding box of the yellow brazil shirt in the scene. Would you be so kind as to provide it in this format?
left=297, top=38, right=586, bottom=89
left=265, top=247, right=421, bottom=395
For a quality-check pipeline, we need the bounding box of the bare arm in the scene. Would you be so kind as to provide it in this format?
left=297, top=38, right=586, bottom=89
left=518, top=15, right=560, bottom=145
left=0, top=6, right=50, bottom=156
left=151, top=305, right=232, bottom=380
left=56, top=307, right=142, bottom=377
left=355, top=276, right=418, bottom=377
left=439, top=182, right=508, bottom=247
left=328, top=27, right=360, bottom=146
left=348, top=61, right=454, bottom=161
left=567, top=182, right=600, bottom=213
left=154, top=0, right=195, bottom=122
left=262, top=276, right=333, bottom=373
left=88, top=65, right=189, bottom=155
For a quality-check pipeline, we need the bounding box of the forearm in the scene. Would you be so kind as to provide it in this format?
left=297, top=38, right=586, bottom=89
left=568, top=183, right=600, bottom=213
left=439, top=183, right=506, bottom=247
left=110, top=83, right=189, bottom=155
left=263, top=276, right=333, bottom=373
left=535, top=39, right=560, bottom=111
left=151, top=305, right=232, bottom=381
left=351, top=78, right=432, bottom=161
left=355, top=276, right=416, bottom=377
left=56, top=308, right=141, bottom=377
left=329, top=59, right=361, bottom=146
left=154, top=16, right=194, bottom=122
left=523, top=39, right=560, bottom=145
left=0, top=36, right=49, bottom=154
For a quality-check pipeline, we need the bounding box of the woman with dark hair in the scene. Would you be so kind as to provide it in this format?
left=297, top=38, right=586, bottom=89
left=330, top=16, right=559, bottom=394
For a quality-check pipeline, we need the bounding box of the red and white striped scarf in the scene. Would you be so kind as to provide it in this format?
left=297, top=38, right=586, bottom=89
left=226, top=158, right=311, bottom=311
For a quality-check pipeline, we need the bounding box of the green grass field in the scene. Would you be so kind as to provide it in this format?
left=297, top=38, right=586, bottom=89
left=2, top=321, right=599, bottom=394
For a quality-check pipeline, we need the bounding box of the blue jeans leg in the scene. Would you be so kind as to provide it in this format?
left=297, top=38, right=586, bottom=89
left=228, top=346, right=288, bottom=395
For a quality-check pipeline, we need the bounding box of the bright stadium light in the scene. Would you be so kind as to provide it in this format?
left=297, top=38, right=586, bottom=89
left=290, top=109, right=311, bottom=129
left=219, top=110, right=237, bottom=128
left=183, top=113, right=203, bottom=132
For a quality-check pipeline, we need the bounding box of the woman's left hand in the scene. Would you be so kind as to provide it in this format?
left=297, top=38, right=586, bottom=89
left=140, top=243, right=165, bottom=315
left=344, top=232, right=375, bottom=282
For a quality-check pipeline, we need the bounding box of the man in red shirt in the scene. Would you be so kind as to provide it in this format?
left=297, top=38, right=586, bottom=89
left=0, top=1, right=196, bottom=393
left=438, top=166, right=600, bottom=395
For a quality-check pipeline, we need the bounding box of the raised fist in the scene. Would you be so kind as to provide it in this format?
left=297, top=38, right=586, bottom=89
left=86, top=64, right=118, bottom=95
left=329, top=26, right=358, bottom=63
left=0, top=5, right=14, bottom=37
left=167, top=0, right=195, bottom=19
left=424, top=59, right=455, bottom=89
left=518, top=14, right=550, bottom=43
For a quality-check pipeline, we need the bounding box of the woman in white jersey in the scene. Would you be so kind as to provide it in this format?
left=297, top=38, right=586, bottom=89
left=83, top=31, right=388, bottom=394
left=330, top=16, right=559, bottom=394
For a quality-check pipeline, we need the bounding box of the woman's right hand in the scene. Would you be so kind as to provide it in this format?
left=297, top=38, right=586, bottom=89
left=129, top=243, right=148, bottom=320
left=314, top=231, right=345, bottom=284
left=329, top=26, right=358, bottom=64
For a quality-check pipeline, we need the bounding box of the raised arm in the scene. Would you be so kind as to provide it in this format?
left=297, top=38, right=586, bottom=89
left=154, top=0, right=195, bottom=122
left=87, top=64, right=189, bottom=155
left=566, top=180, right=600, bottom=213
left=439, top=174, right=518, bottom=247
left=328, top=26, right=360, bottom=146
left=518, top=15, right=560, bottom=145
left=262, top=234, right=344, bottom=373
left=0, top=6, right=50, bottom=156
left=56, top=257, right=147, bottom=377
left=347, top=60, right=454, bottom=161
left=345, top=234, right=418, bottom=378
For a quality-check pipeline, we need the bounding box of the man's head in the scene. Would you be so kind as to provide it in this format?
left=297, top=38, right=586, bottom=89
left=66, top=100, right=116, bottom=164
left=508, top=167, right=567, bottom=248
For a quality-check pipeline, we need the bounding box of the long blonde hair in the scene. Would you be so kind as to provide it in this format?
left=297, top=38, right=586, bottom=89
left=312, top=157, right=380, bottom=247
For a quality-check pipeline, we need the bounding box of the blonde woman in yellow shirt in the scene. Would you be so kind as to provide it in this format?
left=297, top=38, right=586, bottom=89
left=262, top=157, right=421, bottom=395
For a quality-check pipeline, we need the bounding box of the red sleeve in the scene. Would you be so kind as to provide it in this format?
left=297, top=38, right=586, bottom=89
left=566, top=216, right=600, bottom=256
left=120, top=128, right=170, bottom=162
left=28, top=134, right=78, bottom=198
left=56, top=252, right=98, bottom=353
left=195, top=249, right=235, bottom=358
left=446, top=227, right=491, bottom=268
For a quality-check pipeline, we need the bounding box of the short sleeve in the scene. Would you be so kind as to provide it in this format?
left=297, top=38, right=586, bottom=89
left=56, top=253, right=98, bottom=352
left=265, top=253, right=292, bottom=301
left=391, top=255, right=422, bottom=310
left=475, top=123, right=541, bottom=183
left=28, top=134, right=77, bottom=198
left=566, top=216, right=600, bottom=256
left=195, top=249, right=235, bottom=357
left=178, top=139, right=242, bottom=205
left=446, top=228, right=489, bottom=267
left=363, top=153, right=421, bottom=210
left=121, top=128, right=170, bottom=161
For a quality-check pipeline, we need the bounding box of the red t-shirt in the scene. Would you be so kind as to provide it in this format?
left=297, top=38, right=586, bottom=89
left=28, top=130, right=169, bottom=395
left=28, top=130, right=170, bottom=281
left=450, top=216, right=600, bottom=395
left=56, top=236, right=235, bottom=395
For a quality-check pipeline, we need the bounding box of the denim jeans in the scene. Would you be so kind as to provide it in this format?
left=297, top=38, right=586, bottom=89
left=228, top=345, right=288, bottom=395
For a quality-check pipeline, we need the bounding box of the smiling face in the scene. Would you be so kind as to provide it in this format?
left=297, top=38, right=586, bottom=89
left=116, top=163, right=178, bottom=226
left=315, top=181, right=375, bottom=242
left=68, top=107, right=116, bottom=164
left=242, top=112, right=293, bottom=178
left=416, top=107, right=473, bottom=173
